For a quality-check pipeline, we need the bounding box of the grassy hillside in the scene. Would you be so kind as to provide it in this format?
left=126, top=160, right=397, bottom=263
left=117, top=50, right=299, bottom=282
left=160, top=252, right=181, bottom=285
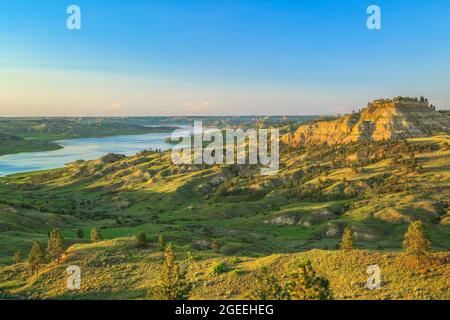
left=1, top=137, right=448, bottom=249
left=0, top=132, right=448, bottom=299
left=0, top=238, right=448, bottom=300
left=0, top=134, right=61, bottom=156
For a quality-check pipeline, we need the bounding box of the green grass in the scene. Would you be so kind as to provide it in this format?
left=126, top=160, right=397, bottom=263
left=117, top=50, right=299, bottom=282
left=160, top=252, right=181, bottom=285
left=0, top=135, right=448, bottom=299
left=0, top=137, right=61, bottom=156
left=0, top=237, right=448, bottom=300
left=0, top=137, right=449, bottom=258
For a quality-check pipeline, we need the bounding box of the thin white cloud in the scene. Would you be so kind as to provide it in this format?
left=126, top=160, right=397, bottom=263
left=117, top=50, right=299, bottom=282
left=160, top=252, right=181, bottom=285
left=107, top=101, right=122, bottom=110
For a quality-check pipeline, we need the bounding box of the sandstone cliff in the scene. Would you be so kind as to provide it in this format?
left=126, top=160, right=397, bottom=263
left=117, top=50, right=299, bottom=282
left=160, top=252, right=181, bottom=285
left=282, top=98, right=450, bottom=146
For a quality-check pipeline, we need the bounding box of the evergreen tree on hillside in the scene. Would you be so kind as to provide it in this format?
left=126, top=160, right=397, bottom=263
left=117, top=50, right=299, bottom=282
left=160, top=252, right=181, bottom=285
left=153, top=244, right=190, bottom=300
left=158, top=235, right=166, bottom=250
left=47, top=229, right=64, bottom=264
left=340, top=227, right=354, bottom=250
left=13, top=251, right=21, bottom=264
left=76, top=228, right=84, bottom=239
left=90, top=228, right=102, bottom=243
left=135, top=232, right=147, bottom=248
left=287, top=260, right=332, bottom=300
left=27, top=241, right=43, bottom=276
left=248, top=267, right=287, bottom=300
left=403, top=221, right=432, bottom=265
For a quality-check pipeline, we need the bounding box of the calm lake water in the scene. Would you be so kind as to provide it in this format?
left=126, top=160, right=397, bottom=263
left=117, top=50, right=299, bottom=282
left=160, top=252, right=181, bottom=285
left=0, top=132, right=175, bottom=176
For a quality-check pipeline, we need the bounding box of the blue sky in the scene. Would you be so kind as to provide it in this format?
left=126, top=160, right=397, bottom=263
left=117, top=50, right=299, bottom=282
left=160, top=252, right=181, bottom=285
left=0, top=0, right=449, bottom=116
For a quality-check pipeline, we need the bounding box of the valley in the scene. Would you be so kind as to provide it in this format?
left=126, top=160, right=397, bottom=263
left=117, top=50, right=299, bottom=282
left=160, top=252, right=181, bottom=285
left=0, top=117, right=179, bottom=156
left=0, top=99, right=449, bottom=300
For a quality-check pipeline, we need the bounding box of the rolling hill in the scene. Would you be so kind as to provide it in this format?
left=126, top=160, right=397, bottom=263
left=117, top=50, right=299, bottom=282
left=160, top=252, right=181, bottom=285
left=1, top=239, right=448, bottom=299
left=0, top=99, right=449, bottom=299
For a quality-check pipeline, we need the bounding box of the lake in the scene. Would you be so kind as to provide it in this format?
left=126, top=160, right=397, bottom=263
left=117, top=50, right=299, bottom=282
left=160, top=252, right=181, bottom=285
left=0, top=132, right=175, bottom=176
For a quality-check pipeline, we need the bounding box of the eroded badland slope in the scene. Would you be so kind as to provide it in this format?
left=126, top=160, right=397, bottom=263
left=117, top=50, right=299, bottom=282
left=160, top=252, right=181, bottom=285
left=282, top=98, right=450, bottom=146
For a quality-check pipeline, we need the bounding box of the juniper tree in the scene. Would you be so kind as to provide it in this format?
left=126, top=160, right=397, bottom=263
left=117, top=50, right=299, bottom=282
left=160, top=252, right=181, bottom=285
left=340, top=227, right=354, bottom=250
left=76, top=228, right=84, bottom=239
left=90, top=228, right=102, bottom=243
left=158, top=235, right=166, bottom=250
left=13, top=251, right=21, bottom=264
left=135, top=232, right=147, bottom=248
left=287, top=260, right=332, bottom=300
left=248, top=267, right=287, bottom=300
left=27, top=241, right=43, bottom=275
left=47, top=229, right=64, bottom=264
left=154, top=244, right=190, bottom=300
left=403, top=221, right=432, bottom=265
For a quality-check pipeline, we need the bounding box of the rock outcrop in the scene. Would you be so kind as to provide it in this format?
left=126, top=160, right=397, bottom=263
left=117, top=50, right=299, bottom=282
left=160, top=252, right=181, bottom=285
left=282, top=97, right=450, bottom=146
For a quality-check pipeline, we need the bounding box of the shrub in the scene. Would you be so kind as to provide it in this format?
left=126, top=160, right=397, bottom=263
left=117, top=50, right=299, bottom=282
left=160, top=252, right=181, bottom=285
left=187, top=251, right=198, bottom=261
left=248, top=267, right=287, bottom=300
left=211, top=262, right=228, bottom=275
left=229, top=257, right=240, bottom=265
left=231, top=269, right=244, bottom=276
left=287, top=260, right=333, bottom=300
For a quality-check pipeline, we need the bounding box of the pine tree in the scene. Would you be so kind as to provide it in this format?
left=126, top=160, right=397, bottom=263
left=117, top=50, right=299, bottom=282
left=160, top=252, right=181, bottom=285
left=153, top=244, right=190, bottom=300
left=248, top=267, right=287, bottom=300
left=27, top=241, right=43, bottom=275
left=13, top=251, right=21, bottom=264
left=287, top=260, right=332, bottom=300
left=90, top=228, right=102, bottom=243
left=340, top=227, right=354, bottom=250
left=47, top=229, right=64, bottom=264
left=135, top=232, right=147, bottom=248
left=76, top=228, right=84, bottom=239
left=158, top=235, right=166, bottom=250
left=403, top=221, right=432, bottom=265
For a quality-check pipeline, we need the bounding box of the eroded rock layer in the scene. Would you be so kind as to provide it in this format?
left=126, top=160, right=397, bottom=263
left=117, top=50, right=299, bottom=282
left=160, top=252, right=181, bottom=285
left=282, top=98, right=450, bottom=146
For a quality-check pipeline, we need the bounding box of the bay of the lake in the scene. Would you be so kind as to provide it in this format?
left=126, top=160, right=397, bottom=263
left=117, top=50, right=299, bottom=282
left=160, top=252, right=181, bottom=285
left=0, top=132, right=174, bottom=176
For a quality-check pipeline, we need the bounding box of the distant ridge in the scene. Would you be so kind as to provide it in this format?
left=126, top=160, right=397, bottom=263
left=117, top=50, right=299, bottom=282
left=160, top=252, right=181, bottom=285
left=282, top=97, right=450, bottom=146
left=0, top=133, right=22, bottom=142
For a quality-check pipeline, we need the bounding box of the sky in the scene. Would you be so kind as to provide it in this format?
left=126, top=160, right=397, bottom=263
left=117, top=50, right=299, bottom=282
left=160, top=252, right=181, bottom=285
left=0, top=0, right=449, bottom=116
